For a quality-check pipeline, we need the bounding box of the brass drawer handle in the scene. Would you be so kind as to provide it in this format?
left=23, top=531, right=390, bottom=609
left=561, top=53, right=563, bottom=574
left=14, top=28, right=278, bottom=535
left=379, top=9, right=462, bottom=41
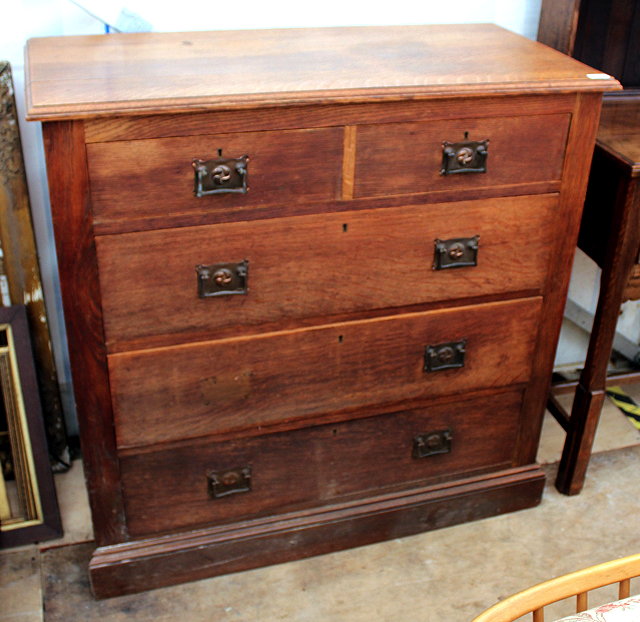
left=196, top=260, right=248, bottom=297
left=441, top=137, right=489, bottom=175
left=192, top=154, right=249, bottom=196
left=207, top=466, right=252, bottom=499
left=424, top=340, right=466, bottom=372
left=212, top=164, right=232, bottom=184
left=456, top=147, right=475, bottom=166
left=433, top=236, right=479, bottom=270
left=214, top=268, right=233, bottom=286
left=413, top=429, right=452, bottom=459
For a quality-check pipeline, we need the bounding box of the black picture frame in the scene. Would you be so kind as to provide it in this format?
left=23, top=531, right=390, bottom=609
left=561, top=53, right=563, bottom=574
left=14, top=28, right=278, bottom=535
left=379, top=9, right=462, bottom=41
left=0, top=305, right=62, bottom=547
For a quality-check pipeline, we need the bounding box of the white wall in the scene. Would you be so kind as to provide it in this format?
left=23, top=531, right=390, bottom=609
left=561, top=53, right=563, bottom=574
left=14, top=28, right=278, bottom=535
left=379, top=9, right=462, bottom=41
left=555, top=250, right=640, bottom=370
left=1, top=0, right=543, bottom=433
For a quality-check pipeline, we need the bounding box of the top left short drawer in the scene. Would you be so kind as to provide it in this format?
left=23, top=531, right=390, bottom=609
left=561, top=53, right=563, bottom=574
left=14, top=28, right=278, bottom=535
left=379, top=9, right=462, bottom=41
left=86, top=127, right=344, bottom=232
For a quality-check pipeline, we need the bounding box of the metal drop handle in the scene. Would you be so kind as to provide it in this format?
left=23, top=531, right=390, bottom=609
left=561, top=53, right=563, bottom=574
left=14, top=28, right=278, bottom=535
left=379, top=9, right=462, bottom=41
left=456, top=146, right=475, bottom=165
left=413, top=429, right=453, bottom=459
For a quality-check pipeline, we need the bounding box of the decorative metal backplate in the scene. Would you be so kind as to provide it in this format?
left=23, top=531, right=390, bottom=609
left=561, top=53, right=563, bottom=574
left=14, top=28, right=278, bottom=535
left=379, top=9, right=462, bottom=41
left=413, top=429, right=453, bottom=459
left=192, top=155, right=249, bottom=196
left=433, top=236, right=480, bottom=270
left=207, top=466, right=252, bottom=499
left=196, top=260, right=248, bottom=298
left=441, top=139, right=489, bottom=175
left=424, top=340, right=466, bottom=372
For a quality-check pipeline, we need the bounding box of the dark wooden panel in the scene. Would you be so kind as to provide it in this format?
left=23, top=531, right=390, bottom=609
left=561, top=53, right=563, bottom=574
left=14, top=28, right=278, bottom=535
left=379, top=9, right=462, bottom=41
left=537, top=0, right=582, bottom=54
left=539, top=0, right=640, bottom=88
left=96, top=194, right=558, bottom=349
left=354, top=114, right=570, bottom=199
left=120, top=390, right=522, bottom=537
left=87, top=127, right=343, bottom=228
left=573, top=0, right=640, bottom=87
left=578, top=148, right=624, bottom=267
left=41, top=122, right=127, bottom=545
left=90, top=465, right=545, bottom=598
left=109, top=297, right=542, bottom=449
left=622, top=2, right=640, bottom=87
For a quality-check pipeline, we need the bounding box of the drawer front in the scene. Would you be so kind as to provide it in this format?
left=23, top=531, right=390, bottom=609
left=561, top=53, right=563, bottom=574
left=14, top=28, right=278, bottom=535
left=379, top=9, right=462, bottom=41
left=109, top=297, right=542, bottom=448
left=87, top=127, right=343, bottom=228
left=354, top=113, right=570, bottom=198
left=97, top=194, right=557, bottom=348
left=120, top=390, right=523, bottom=537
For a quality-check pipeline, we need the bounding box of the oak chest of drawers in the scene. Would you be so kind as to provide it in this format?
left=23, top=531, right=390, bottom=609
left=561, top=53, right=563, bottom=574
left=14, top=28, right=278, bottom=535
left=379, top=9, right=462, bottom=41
left=25, top=24, right=619, bottom=597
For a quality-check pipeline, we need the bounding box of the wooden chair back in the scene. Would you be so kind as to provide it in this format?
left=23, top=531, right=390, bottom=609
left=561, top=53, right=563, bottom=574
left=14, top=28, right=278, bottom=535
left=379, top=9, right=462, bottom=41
left=472, top=554, right=640, bottom=622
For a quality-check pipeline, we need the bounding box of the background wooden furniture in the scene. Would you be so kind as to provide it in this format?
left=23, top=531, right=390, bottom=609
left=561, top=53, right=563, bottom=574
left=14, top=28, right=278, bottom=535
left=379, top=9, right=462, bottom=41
left=554, top=102, right=640, bottom=495
left=472, top=553, right=640, bottom=622
left=539, top=0, right=640, bottom=495
left=25, top=24, right=618, bottom=597
left=538, top=0, right=640, bottom=92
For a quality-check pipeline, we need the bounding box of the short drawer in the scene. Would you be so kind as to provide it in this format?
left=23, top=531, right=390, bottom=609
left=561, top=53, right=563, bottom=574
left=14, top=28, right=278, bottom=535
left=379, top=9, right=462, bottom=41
left=119, top=389, right=523, bottom=537
left=87, top=127, right=343, bottom=229
left=109, top=297, right=541, bottom=448
left=354, top=113, right=570, bottom=198
left=96, top=194, right=557, bottom=348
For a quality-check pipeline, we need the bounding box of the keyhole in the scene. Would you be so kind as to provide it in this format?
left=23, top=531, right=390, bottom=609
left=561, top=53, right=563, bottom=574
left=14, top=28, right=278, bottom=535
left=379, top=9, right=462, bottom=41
left=342, top=223, right=348, bottom=233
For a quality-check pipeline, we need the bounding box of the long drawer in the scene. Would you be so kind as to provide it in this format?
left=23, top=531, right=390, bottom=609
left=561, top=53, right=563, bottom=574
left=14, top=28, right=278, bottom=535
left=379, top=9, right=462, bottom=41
left=354, top=113, right=570, bottom=198
left=87, top=127, right=343, bottom=228
left=97, top=194, right=557, bottom=348
left=119, top=389, right=523, bottom=537
left=109, top=297, right=542, bottom=449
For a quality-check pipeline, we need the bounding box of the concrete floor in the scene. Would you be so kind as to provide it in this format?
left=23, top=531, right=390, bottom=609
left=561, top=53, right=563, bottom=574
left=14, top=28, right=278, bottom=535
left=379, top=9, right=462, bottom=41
left=3, top=387, right=640, bottom=622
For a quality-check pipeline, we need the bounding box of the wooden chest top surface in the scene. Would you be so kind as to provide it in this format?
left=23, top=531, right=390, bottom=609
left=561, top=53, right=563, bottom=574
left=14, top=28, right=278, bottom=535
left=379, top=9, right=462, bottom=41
left=25, top=23, right=619, bottom=121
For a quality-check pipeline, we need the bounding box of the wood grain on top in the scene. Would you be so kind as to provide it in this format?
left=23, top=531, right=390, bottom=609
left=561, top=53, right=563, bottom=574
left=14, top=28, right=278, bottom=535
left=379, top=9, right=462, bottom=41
left=24, top=24, right=620, bottom=121
left=597, top=99, right=640, bottom=174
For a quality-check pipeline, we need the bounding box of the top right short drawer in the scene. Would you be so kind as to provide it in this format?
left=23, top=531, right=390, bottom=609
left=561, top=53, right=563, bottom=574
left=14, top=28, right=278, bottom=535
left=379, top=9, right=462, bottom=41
left=353, top=113, right=570, bottom=198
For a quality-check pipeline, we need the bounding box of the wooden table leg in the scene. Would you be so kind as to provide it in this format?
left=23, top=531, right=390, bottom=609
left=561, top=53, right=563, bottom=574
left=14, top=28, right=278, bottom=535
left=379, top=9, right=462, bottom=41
left=556, top=163, right=640, bottom=495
